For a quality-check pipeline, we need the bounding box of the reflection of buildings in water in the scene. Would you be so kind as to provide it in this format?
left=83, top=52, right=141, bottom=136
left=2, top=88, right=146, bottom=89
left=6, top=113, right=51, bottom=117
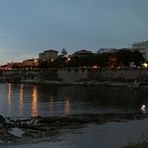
left=19, top=84, right=24, bottom=114
left=7, top=83, right=12, bottom=112
left=65, top=97, right=71, bottom=114
left=32, top=86, right=38, bottom=116
left=48, top=96, right=53, bottom=112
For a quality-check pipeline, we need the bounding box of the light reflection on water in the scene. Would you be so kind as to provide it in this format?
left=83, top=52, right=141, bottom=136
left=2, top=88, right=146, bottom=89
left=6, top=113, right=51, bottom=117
left=19, top=84, right=24, bottom=115
left=7, top=83, right=12, bottom=113
left=65, top=98, right=71, bottom=114
left=32, top=86, right=38, bottom=117
left=48, top=96, right=53, bottom=113
left=1, top=83, right=148, bottom=117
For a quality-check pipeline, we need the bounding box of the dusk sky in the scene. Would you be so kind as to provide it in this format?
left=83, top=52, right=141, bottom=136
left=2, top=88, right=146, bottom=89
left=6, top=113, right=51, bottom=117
left=0, top=0, right=148, bottom=64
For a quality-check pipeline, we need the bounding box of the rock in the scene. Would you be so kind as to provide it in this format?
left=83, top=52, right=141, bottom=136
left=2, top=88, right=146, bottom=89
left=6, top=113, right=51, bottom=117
left=0, top=123, right=5, bottom=129
left=0, top=115, right=5, bottom=123
left=9, top=128, right=25, bottom=137
left=0, top=139, right=4, bottom=144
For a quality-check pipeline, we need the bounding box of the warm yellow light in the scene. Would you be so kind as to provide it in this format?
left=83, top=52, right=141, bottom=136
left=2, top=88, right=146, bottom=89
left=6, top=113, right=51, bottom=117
left=143, top=63, right=148, bottom=67
left=92, top=65, right=98, bottom=69
left=32, top=86, right=38, bottom=116
left=67, top=58, right=71, bottom=61
left=65, top=98, right=71, bottom=114
left=140, top=104, right=147, bottom=113
left=51, top=59, right=54, bottom=62
left=34, top=60, right=38, bottom=63
left=8, top=83, right=12, bottom=113
left=19, top=84, right=24, bottom=114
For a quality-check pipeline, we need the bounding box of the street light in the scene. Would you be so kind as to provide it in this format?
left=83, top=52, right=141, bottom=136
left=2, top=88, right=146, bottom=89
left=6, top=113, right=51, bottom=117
left=67, top=58, right=71, bottom=61
left=143, top=63, right=148, bottom=68
left=51, top=59, right=54, bottom=62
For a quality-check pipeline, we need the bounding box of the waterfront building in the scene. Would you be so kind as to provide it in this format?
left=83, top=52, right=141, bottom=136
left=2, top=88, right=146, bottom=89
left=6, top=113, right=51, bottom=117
left=132, top=40, right=148, bottom=49
left=22, top=59, right=38, bottom=68
left=97, top=48, right=120, bottom=54
left=0, top=64, right=12, bottom=71
left=131, top=41, right=148, bottom=61
left=73, top=49, right=93, bottom=57
left=39, top=49, right=58, bottom=62
left=97, top=48, right=114, bottom=54
left=6, top=62, right=23, bottom=69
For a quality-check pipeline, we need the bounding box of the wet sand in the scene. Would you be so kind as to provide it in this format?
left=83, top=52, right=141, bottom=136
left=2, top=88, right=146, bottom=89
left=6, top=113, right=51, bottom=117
left=1, top=112, right=148, bottom=148
left=2, top=118, right=148, bottom=148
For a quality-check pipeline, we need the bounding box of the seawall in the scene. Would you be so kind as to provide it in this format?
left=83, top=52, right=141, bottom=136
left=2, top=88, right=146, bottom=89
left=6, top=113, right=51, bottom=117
left=1, top=68, right=148, bottom=85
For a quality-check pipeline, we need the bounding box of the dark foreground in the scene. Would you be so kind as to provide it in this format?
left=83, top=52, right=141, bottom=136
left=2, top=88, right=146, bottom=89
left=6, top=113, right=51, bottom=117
left=123, top=140, right=148, bottom=148
left=0, top=112, right=148, bottom=147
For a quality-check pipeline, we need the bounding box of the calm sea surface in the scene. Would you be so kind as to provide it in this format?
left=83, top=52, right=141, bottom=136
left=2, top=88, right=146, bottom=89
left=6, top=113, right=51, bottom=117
left=0, top=83, right=147, bottom=118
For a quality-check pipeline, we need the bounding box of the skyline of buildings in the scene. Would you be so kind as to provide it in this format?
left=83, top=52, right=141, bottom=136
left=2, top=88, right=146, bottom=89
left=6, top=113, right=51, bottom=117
left=1, top=40, right=148, bottom=67
left=1, top=0, right=148, bottom=66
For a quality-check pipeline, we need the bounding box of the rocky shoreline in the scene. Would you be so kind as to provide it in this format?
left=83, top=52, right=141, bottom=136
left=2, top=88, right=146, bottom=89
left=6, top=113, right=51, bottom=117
left=20, top=80, right=148, bottom=89
left=123, top=140, right=148, bottom=148
left=0, top=112, right=148, bottom=146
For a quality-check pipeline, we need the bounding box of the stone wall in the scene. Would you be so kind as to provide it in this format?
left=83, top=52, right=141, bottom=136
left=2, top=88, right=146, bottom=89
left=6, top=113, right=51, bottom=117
left=58, top=69, right=88, bottom=82
left=87, top=69, right=140, bottom=82
left=58, top=68, right=148, bottom=82
left=1, top=68, right=148, bottom=83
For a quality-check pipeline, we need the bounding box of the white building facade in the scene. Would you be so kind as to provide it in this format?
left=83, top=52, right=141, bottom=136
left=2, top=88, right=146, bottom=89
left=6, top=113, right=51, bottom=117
left=39, top=49, right=58, bottom=62
left=131, top=41, right=148, bottom=61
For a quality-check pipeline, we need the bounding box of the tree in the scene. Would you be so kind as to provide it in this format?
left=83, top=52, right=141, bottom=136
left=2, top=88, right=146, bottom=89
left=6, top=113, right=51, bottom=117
left=97, top=53, right=110, bottom=67
left=132, top=50, right=145, bottom=67
left=38, top=60, right=49, bottom=69
left=61, top=48, right=67, bottom=57
left=116, top=50, right=133, bottom=67
left=56, top=55, right=67, bottom=67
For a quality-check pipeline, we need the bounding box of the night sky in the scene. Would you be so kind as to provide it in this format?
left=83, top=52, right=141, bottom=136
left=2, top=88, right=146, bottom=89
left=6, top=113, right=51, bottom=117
left=0, top=0, right=148, bottom=64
